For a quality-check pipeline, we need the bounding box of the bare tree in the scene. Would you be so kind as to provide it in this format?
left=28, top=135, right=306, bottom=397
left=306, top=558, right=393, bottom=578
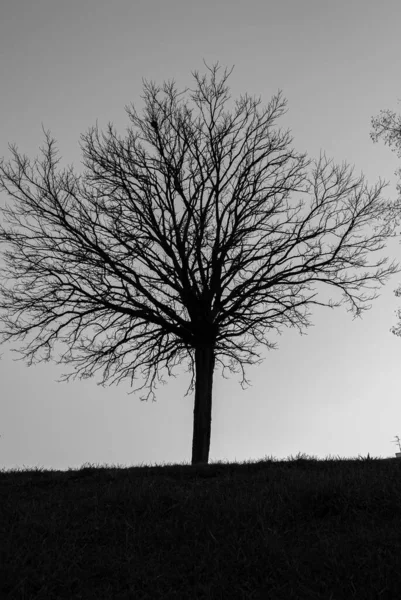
left=371, top=102, right=401, bottom=337
left=0, top=62, right=399, bottom=466
left=371, top=104, right=401, bottom=195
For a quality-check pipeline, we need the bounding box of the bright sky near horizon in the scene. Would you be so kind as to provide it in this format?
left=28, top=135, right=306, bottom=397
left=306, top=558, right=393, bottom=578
left=1, top=0, right=401, bottom=473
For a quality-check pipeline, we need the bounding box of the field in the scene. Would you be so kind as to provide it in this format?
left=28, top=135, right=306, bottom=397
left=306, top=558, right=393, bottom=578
left=1, top=452, right=401, bottom=599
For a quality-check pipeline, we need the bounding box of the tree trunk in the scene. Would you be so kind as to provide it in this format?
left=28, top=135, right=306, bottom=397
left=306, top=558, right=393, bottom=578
left=191, top=344, right=215, bottom=465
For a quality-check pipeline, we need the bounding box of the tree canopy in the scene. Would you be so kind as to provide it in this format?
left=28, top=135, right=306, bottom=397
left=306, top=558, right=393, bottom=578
left=371, top=101, right=401, bottom=338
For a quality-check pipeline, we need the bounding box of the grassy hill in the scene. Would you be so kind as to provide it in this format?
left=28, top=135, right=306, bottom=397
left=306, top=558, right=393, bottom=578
left=1, top=452, right=401, bottom=599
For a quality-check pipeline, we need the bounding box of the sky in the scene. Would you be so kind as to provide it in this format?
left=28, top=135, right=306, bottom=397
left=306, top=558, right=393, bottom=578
left=1, top=0, right=401, bottom=472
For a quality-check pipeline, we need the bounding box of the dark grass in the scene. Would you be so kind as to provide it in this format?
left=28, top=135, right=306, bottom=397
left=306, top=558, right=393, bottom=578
left=2, top=451, right=401, bottom=599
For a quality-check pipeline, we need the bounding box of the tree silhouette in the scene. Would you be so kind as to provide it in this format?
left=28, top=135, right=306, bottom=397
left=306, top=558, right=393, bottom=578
left=0, top=62, right=400, bottom=465
left=371, top=102, right=401, bottom=337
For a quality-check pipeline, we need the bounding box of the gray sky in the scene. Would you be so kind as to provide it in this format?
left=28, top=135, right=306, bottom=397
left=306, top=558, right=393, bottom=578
left=1, top=0, right=401, bottom=472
